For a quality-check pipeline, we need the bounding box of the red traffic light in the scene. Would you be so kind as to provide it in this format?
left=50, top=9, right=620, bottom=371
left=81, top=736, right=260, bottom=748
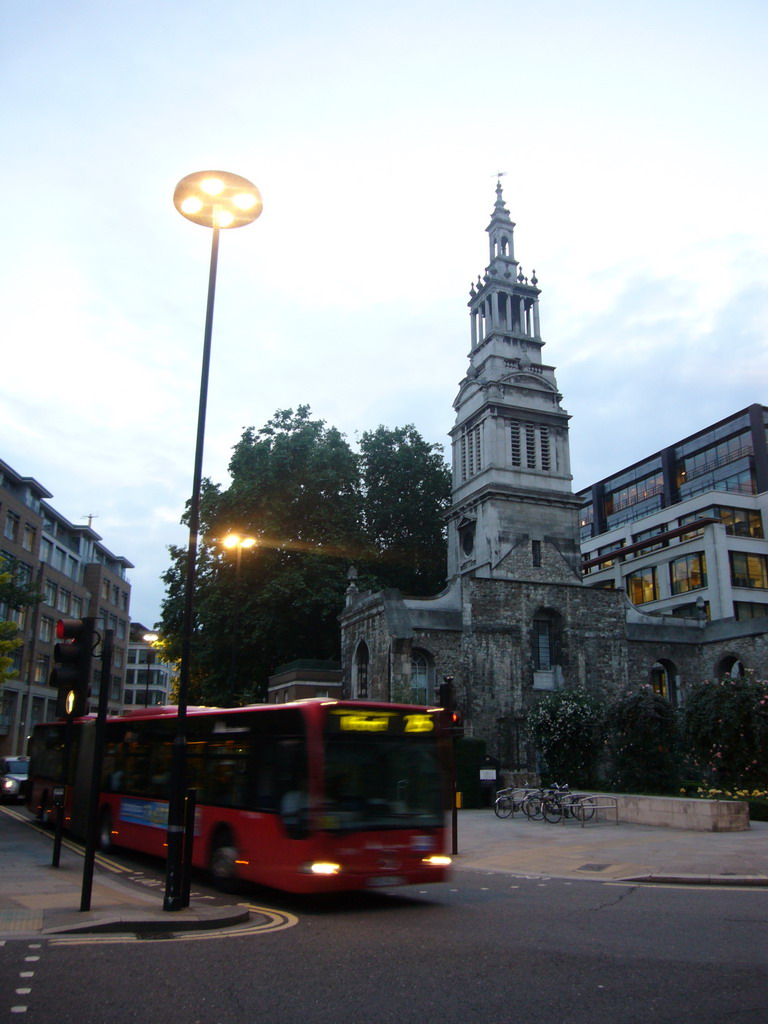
left=56, top=618, right=89, bottom=641
left=51, top=617, right=96, bottom=718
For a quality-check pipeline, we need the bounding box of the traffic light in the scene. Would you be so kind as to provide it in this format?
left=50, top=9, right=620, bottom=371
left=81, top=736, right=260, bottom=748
left=51, top=617, right=96, bottom=718
left=448, top=709, right=464, bottom=739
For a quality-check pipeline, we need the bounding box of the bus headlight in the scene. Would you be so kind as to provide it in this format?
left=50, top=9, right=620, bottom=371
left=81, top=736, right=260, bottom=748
left=422, top=855, right=452, bottom=867
left=308, top=861, right=342, bottom=876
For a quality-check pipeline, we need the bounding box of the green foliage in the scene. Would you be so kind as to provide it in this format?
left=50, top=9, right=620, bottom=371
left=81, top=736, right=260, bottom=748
left=359, top=424, right=451, bottom=595
left=0, top=619, right=22, bottom=685
left=0, top=561, right=42, bottom=686
left=680, top=675, right=768, bottom=790
left=604, top=686, right=679, bottom=794
left=159, top=408, right=450, bottom=706
left=526, top=688, right=604, bottom=787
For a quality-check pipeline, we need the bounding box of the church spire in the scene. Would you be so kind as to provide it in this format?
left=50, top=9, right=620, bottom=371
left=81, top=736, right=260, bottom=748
left=446, top=182, right=580, bottom=583
left=486, top=178, right=517, bottom=270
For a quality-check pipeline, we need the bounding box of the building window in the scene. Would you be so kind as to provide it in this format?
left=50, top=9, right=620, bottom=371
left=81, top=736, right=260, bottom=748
left=511, top=421, right=554, bottom=472
left=22, top=525, right=36, bottom=552
left=525, top=424, right=536, bottom=468
left=511, top=421, right=521, bottom=466
left=461, top=424, right=483, bottom=480
left=411, top=650, right=431, bottom=704
left=734, top=602, right=768, bottom=620
left=57, top=588, right=70, bottom=614
left=650, top=660, right=678, bottom=706
left=626, top=566, right=658, bottom=604
left=354, top=641, right=369, bottom=698
left=669, top=552, right=707, bottom=595
left=101, top=579, right=110, bottom=599
left=4, top=511, right=19, bottom=542
left=532, top=540, right=542, bottom=567
left=39, top=616, right=54, bottom=643
left=540, top=425, right=551, bottom=470
left=730, top=552, right=768, bottom=590
left=532, top=612, right=560, bottom=670
left=71, top=594, right=83, bottom=618
left=44, top=580, right=56, bottom=606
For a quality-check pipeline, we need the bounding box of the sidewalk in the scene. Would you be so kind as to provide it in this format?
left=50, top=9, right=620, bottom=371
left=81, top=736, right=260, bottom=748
left=2, top=804, right=767, bottom=940
left=453, top=808, right=768, bottom=886
left=0, top=806, right=250, bottom=939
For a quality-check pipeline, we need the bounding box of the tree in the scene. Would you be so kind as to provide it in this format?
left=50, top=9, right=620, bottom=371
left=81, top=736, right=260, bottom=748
left=526, top=688, right=604, bottom=787
left=0, top=558, right=42, bottom=687
left=359, top=424, right=451, bottom=595
left=159, top=407, right=368, bottom=704
left=604, top=686, right=679, bottom=794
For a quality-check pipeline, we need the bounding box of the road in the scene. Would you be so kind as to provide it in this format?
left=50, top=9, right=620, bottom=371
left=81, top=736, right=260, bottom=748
left=2, top=848, right=766, bottom=1024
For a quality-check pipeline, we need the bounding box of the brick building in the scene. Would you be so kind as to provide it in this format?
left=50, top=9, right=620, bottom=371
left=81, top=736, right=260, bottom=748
left=0, top=458, right=133, bottom=756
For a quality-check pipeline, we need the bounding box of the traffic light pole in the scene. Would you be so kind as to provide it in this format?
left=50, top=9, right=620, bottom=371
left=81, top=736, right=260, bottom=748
left=80, top=629, right=113, bottom=912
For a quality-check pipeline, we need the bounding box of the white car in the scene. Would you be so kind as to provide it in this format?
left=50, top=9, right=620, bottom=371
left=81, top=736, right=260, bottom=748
left=0, top=755, right=30, bottom=803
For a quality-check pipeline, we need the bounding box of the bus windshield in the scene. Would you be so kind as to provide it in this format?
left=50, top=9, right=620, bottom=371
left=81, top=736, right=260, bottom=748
left=321, top=707, right=444, bottom=831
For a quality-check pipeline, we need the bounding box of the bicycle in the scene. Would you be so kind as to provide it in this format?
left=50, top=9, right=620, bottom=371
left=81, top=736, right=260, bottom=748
left=542, top=788, right=598, bottom=824
left=493, top=787, right=530, bottom=819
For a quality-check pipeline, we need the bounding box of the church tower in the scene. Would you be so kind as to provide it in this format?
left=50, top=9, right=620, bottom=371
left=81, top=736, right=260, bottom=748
left=446, top=182, right=582, bottom=582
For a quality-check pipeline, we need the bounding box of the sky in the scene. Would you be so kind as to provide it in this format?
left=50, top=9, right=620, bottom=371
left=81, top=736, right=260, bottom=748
left=2, top=0, right=767, bottom=629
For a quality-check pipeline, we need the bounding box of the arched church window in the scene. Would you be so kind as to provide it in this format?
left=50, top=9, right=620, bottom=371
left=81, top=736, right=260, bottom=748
left=717, top=654, right=745, bottom=680
left=411, top=650, right=433, bottom=704
left=461, top=524, right=475, bottom=557
left=354, top=641, right=369, bottom=698
left=650, top=660, right=678, bottom=706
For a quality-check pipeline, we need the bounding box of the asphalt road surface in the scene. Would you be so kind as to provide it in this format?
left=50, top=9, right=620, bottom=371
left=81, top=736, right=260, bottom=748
left=2, top=853, right=766, bottom=1024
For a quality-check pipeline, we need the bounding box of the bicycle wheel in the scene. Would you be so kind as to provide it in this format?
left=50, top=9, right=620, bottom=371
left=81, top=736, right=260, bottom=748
left=542, top=798, right=562, bottom=824
left=523, top=794, right=543, bottom=820
left=494, top=795, right=514, bottom=819
left=576, top=796, right=597, bottom=822
left=561, top=796, right=580, bottom=821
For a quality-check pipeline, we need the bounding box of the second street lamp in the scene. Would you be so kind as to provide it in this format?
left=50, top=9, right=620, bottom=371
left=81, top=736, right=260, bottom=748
left=142, top=632, right=159, bottom=707
left=221, top=534, right=257, bottom=698
left=165, top=171, right=262, bottom=912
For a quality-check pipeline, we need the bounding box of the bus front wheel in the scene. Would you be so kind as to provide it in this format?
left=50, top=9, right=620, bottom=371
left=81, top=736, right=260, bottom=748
left=210, top=829, right=239, bottom=891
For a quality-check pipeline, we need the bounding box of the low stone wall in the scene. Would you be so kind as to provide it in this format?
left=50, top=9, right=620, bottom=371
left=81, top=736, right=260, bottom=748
left=610, top=793, right=749, bottom=832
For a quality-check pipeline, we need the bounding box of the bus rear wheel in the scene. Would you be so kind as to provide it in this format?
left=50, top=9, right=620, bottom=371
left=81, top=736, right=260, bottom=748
left=210, top=829, right=239, bottom=892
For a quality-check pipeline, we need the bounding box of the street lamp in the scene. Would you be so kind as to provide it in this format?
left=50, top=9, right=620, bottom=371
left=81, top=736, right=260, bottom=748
left=166, top=170, right=262, bottom=912
left=142, top=632, right=159, bottom=707
left=221, top=534, right=257, bottom=697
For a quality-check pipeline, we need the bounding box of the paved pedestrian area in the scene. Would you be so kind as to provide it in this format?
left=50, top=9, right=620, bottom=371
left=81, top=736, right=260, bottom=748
left=453, top=808, right=768, bottom=885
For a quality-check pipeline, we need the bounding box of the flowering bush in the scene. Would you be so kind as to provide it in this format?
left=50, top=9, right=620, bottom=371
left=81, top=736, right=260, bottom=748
left=604, top=686, right=679, bottom=794
left=526, top=688, right=604, bottom=787
left=680, top=675, right=768, bottom=790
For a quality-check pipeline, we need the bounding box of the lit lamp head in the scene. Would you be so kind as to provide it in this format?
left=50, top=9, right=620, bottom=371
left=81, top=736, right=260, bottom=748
left=222, top=533, right=257, bottom=550
left=173, top=170, right=263, bottom=230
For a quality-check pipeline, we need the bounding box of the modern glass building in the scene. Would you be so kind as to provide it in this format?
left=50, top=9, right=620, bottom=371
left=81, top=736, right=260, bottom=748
left=578, top=404, right=768, bottom=624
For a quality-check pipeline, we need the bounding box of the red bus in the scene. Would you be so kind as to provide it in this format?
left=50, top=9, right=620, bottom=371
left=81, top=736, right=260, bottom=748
left=27, top=699, right=452, bottom=893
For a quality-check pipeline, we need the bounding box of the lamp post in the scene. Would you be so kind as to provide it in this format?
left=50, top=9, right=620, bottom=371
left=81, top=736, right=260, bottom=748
left=142, top=632, right=159, bottom=707
left=166, top=171, right=262, bottom=911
